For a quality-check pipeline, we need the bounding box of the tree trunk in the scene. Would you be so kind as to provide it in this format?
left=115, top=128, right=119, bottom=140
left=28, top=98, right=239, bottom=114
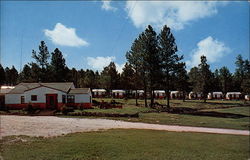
left=150, top=89, right=154, bottom=108
left=135, top=90, right=138, bottom=106
left=144, top=88, right=147, bottom=107
left=167, top=90, right=170, bottom=108
left=182, top=91, right=185, bottom=102
left=166, top=73, right=170, bottom=108
left=143, top=79, right=148, bottom=107
left=203, top=93, right=207, bottom=103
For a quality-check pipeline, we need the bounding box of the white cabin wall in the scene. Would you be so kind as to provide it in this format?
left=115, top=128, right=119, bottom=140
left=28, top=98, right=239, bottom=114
left=5, top=94, right=23, bottom=104
left=74, top=94, right=91, bottom=103
left=24, top=87, right=66, bottom=103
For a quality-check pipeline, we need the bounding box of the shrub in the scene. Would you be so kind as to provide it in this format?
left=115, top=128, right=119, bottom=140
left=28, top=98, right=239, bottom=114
left=61, top=105, right=74, bottom=115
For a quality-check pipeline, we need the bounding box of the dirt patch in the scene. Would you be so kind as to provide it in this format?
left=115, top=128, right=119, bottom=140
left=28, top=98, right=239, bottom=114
left=0, top=115, right=249, bottom=138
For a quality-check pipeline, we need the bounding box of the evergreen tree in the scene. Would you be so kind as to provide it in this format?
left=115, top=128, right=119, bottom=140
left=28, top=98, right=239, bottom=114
left=100, top=62, right=120, bottom=95
left=32, top=41, right=50, bottom=82
left=83, top=69, right=96, bottom=88
left=143, top=25, right=160, bottom=107
left=32, top=41, right=50, bottom=69
left=158, top=25, right=182, bottom=108
left=30, top=63, right=41, bottom=82
left=197, top=55, right=212, bottom=103
left=212, top=69, right=221, bottom=92
left=241, top=59, right=250, bottom=94
left=175, top=62, right=189, bottom=102
left=188, top=67, right=200, bottom=92
left=126, top=33, right=149, bottom=107
left=234, top=54, right=245, bottom=91
left=219, top=66, right=232, bottom=94
left=121, top=63, right=135, bottom=98
left=10, top=66, right=19, bottom=85
left=19, top=64, right=32, bottom=82
left=0, top=64, right=5, bottom=86
left=50, top=48, right=67, bottom=82
left=5, top=67, right=11, bottom=85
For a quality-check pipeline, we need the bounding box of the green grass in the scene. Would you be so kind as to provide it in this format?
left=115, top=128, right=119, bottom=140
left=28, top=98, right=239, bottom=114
left=1, top=129, right=249, bottom=160
left=62, top=99, right=250, bottom=130
left=76, top=106, right=154, bottom=114
left=94, top=98, right=247, bottom=109
left=204, top=107, right=250, bottom=116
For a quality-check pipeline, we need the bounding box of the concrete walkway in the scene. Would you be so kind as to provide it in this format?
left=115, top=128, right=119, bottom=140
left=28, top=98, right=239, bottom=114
left=0, top=115, right=249, bottom=138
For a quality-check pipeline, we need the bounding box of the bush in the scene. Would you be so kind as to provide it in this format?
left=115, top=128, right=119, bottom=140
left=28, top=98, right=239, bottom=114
left=23, top=103, right=35, bottom=114
left=61, top=105, right=74, bottom=115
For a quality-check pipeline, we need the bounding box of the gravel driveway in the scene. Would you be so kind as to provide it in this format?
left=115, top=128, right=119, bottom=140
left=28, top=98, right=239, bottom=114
left=0, top=115, right=249, bottom=138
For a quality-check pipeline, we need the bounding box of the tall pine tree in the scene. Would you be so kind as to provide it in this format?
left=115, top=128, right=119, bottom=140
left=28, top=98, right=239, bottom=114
left=158, top=25, right=182, bottom=108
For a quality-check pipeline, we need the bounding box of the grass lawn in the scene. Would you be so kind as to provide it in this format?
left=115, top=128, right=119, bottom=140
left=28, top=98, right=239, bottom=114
left=94, top=98, right=247, bottom=109
left=1, top=129, right=249, bottom=160
left=75, top=106, right=154, bottom=114
left=62, top=99, right=250, bottom=130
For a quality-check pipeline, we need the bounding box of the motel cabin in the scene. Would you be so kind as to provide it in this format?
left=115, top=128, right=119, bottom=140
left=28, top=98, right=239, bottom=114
left=170, top=91, right=184, bottom=99
left=207, top=92, right=223, bottom=99
left=132, top=90, right=144, bottom=99
left=188, top=92, right=203, bottom=100
left=225, top=92, right=242, bottom=100
left=92, top=89, right=107, bottom=98
left=5, top=82, right=92, bottom=110
left=245, top=95, right=250, bottom=101
left=154, top=90, right=165, bottom=99
left=112, top=90, right=126, bottom=99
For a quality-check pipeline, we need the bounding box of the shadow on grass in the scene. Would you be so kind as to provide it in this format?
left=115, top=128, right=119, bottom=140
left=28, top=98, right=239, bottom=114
left=164, top=107, right=249, bottom=119
left=183, top=100, right=244, bottom=106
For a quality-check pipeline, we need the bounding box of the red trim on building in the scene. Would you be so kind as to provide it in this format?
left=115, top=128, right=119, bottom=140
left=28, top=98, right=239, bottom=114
left=6, top=102, right=92, bottom=110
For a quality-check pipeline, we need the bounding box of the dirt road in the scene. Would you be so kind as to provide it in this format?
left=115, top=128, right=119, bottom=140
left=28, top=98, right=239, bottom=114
left=0, top=115, right=249, bottom=138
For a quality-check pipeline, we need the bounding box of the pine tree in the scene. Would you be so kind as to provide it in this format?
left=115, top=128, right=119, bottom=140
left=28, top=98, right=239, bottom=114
left=19, top=64, right=32, bottom=82
left=234, top=54, right=245, bottom=91
left=126, top=33, right=149, bottom=107
left=188, top=67, right=200, bottom=92
left=121, top=63, right=135, bottom=98
left=197, top=55, right=212, bottom=103
left=175, top=62, right=189, bottom=102
left=100, top=62, right=120, bottom=95
left=32, top=41, right=50, bottom=82
left=50, top=48, right=67, bottom=82
left=143, top=25, right=160, bottom=108
left=158, top=25, right=182, bottom=108
left=219, top=66, right=232, bottom=94
left=0, top=64, right=5, bottom=86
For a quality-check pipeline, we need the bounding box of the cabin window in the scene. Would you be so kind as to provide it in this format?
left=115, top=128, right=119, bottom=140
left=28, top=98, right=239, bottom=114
left=31, top=95, right=37, bottom=101
left=21, top=96, right=25, bottom=104
left=62, top=95, right=66, bottom=104
left=67, top=95, right=75, bottom=103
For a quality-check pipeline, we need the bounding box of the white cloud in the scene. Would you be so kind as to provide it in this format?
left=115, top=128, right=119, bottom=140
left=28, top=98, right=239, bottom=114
left=44, top=23, right=89, bottom=47
left=102, top=0, right=117, bottom=11
left=186, top=36, right=230, bottom=69
left=86, top=56, right=124, bottom=73
left=115, top=63, right=125, bottom=73
left=125, top=1, right=228, bottom=30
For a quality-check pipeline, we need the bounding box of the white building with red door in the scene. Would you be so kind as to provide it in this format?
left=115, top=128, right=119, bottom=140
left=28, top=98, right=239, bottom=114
left=5, top=82, right=92, bottom=110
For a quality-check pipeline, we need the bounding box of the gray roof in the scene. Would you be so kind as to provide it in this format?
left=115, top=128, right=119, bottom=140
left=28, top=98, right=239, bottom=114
left=69, top=88, right=90, bottom=94
left=8, top=82, right=74, bottom=94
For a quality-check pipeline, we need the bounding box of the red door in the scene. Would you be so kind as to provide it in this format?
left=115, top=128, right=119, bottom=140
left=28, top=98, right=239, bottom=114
left=46, top=94, right=58, bottom=109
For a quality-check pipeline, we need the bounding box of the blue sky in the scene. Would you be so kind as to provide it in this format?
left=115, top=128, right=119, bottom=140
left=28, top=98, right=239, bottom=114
left=0, top=1, right=249, bottom=73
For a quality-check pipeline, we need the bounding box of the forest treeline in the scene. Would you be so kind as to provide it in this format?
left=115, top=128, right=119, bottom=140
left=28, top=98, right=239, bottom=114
left=0, top=25, right=249, bottom=107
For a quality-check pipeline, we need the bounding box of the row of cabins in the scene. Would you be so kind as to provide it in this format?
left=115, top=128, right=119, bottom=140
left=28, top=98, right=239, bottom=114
left=1, top=84, right=249, bottom=110
left=92, top=89, right=250, bottom=100
left=0, top=83, right=92, bottom=110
